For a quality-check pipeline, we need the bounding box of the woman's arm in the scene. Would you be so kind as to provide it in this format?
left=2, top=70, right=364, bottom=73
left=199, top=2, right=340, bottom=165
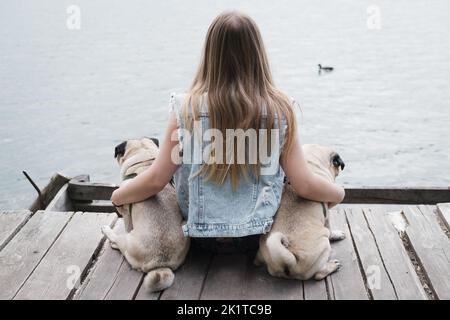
left=111, top=113, right=180, bottom=206
left=281, top=134, right=345, bottom=205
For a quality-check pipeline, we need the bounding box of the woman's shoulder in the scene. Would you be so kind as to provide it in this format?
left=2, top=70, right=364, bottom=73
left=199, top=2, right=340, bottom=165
left=169, top=92, right=188, bottom=107
left=169, top=92, right=191, bottom=117
left=262, top=94, right=298, bottom=118
left=273, top=94, right=299, bottom=128
left=170, top=92, right=210, bottom=116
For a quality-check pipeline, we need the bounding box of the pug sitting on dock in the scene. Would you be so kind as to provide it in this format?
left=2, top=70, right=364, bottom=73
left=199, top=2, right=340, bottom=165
left=255, top=144, right=346, bottom=280
left=101, top=137, right=190, bottom=292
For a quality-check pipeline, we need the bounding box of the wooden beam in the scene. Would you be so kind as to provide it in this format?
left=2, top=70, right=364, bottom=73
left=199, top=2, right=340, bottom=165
left=68, top=181, right=118, bottom=201
left=28, top=172, right=71, bottom=213
left=343, top=187, right=450, bottom=204
left=73, top=201, right=117, bottom=214
left=68, top=181, right=450, bottom=204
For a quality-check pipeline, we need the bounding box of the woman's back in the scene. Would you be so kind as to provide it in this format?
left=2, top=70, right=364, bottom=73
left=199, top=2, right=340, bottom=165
left=170, top=92, right=287, bottom=237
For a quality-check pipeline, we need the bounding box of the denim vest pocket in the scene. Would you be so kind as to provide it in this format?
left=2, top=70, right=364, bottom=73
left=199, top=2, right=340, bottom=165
left=253, top=183, right=278, bottom=219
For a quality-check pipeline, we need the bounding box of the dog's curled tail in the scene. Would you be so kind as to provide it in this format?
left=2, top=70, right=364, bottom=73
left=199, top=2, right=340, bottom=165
left=266, top=232, right=296, bottom=270
left=143, top=268, right=175, bottom=292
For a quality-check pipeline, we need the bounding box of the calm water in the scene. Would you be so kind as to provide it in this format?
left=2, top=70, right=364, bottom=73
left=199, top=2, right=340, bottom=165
left=1, top=0, right=449, bottom=209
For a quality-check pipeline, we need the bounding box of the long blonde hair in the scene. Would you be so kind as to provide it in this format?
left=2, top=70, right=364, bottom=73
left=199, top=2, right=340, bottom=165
left=184, top=11, right=297, bottom=189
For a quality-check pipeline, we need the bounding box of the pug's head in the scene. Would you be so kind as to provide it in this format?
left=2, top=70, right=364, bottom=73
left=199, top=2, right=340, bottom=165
left=114, top=137, right=159, bottom=178
left=302, top=144, right=345, bottom=181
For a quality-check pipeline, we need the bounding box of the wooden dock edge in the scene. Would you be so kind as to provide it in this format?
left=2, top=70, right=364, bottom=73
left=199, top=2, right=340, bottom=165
left=344, top=187, right=450, bottom=204
left=67, top=181, right=450, bottom=213
left=28, top=172, right=70, bottom=213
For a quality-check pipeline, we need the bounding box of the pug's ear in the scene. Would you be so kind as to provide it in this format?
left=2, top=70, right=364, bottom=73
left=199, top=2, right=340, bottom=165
left=145, top=137, right=159, bottom=148
left=332, top=153, right=345, bottom=170
left=114, top=141, right=127, bottom=158
left=151, top=138, right=159, bottom=148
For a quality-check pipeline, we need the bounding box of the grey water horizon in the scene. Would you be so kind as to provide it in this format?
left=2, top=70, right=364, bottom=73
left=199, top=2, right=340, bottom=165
left=1, top=0, right=449, bottom=209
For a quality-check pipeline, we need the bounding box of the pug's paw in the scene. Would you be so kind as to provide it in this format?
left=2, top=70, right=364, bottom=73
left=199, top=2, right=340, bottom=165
left=329, top=230, right=346, bottom=241
left=331, top=259, right=342, bottom=270
left=101, top=225, right=112, bottom=235
left=110, top=242, right=119, bottom=250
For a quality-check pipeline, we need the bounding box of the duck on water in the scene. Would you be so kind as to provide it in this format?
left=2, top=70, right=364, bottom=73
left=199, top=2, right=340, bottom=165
left=318, top=64, right=334, bottom=74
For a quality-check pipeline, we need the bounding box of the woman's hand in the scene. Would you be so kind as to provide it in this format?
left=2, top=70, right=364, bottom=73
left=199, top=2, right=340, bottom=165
left=111, top=189, right=122, bottom=207
left=110, top=179, right=132, bottom=206
left=281, top=134, right=346, bottom=205
left=328, top=186, right=345, bottom=208
left=109, top=113, right=180, bottom=206
left=328, top=187, right=345, bottom=208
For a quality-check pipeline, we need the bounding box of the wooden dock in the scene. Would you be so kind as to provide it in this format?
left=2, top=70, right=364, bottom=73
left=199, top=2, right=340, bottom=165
left=1, top=204, right=449, bottom=300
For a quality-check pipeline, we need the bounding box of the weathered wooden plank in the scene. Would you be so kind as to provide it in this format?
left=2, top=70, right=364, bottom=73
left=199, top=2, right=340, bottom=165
left=14, top=211, right=116, bottom=300
left=45, top=183, right=73, bottom=212
left=102, top=219, right=143, bottom=300
left=68, top=181, right=118, bottom=201
left=437, top=203, right=450, bottom=232
left=0, top=210, right=32, bottom=252
left=200, top=254, right=247, bottom=300
left=75, top=243, right=124, bottom=300
left=104, top=262, right=143, bottom=300
left=0, top=211, right=73, bottom=300
left=75, top=219, right=142, bottom=300
left=133, top=280, right=160, bottom=300
left=363, top=207, right=427, bottom=300
left=159, top=248, right=212, bottom=300
left=345, top=208, right=397, bottom=299
left=244, top=255, right=303, bottom=300
left=28, top=173, right=71, bottom=212
left=303, top=280, right=328, bottom=300
left=402, top=205, right=450, bottom=299
left=344, top=187, right=450, bottom=204
left=327, top=209, right=368, bottom=300
left=68, top=183, right=450, bottom=204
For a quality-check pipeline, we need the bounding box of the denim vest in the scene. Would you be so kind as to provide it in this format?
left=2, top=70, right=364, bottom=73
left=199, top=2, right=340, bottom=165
left=169, top=93, right=287, bottom=238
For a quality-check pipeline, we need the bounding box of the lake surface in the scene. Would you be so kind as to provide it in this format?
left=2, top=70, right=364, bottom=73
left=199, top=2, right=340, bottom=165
left=1, top=0, right=449, bottom=209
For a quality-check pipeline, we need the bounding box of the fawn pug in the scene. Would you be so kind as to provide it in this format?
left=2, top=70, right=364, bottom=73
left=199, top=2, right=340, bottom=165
left=255, top=144, right=346, bottom=280
left=101, top=137, right=190, bottom=292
